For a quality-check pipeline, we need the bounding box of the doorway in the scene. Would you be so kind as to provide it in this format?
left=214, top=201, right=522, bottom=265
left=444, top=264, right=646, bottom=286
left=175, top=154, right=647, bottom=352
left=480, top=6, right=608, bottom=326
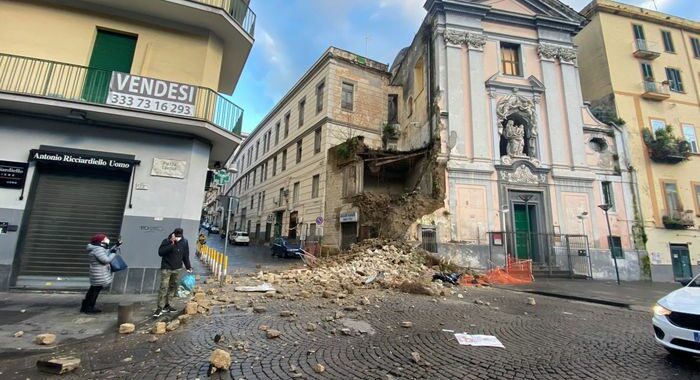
left=670, top=244, right=693, bottom=280
left=341, top=222, right=357, bottom=250
left=288, top=211, right=298, bottom=239
left=14, top=164, right=130, bottom=288
left=513, top=203, right=538, bottom=260
left=274, top=212, right=283, bottom=238
left=83, top=30, right=137, bottom=103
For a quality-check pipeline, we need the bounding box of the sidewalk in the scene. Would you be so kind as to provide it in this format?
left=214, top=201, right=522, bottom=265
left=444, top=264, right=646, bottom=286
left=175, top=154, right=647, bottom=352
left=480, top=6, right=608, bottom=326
left=497, top=278, right=682, bottom=311
left=0, top=292, right=156, bottom=358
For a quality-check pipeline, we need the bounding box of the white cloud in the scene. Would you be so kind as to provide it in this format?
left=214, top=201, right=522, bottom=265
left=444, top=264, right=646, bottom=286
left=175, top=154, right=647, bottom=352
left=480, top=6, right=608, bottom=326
left=377, top=0, right=426, bottom=26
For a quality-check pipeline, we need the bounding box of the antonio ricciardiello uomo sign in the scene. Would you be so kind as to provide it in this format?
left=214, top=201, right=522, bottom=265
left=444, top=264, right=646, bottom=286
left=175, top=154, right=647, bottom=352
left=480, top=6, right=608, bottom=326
left=107, top=72, right=198, bottom=117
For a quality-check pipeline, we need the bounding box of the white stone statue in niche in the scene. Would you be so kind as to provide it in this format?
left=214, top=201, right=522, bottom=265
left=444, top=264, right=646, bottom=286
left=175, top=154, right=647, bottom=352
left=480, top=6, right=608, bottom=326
left=504, top=120, right=525, bottom=156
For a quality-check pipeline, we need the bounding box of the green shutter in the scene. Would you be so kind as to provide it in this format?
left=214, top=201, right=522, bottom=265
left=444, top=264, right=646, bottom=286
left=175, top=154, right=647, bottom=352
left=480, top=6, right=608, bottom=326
left=83, top=30, right=137, bottom=103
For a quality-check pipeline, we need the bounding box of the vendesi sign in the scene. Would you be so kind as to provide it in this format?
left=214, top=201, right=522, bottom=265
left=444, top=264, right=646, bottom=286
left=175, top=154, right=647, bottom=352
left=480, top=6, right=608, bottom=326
left=30, top=149, right=135, bottom=171
left=0, top=160, right=28, bottom=189
left=107, top=72, right=198, bottom=117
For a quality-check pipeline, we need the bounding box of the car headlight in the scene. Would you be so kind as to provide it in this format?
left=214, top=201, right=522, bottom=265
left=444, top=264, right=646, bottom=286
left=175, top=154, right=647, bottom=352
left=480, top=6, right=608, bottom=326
left=653, top=304, right=671, bottom=316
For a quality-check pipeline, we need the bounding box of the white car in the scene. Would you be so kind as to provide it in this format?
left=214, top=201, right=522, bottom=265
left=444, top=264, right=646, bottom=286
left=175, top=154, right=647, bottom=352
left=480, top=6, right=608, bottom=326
left=652, top=273, right=700, bottom=356
left=229, top=231, right=250, bottom=246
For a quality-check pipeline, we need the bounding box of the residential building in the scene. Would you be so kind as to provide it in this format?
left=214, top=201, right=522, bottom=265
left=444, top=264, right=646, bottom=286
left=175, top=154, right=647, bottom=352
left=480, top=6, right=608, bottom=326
left=0, top=0, right=255, bottom=292
left=387, top=0, right=641, bottom=279
left=576, top=0, right=700, bottom=282
left=229, top=48, right=395, bottom=249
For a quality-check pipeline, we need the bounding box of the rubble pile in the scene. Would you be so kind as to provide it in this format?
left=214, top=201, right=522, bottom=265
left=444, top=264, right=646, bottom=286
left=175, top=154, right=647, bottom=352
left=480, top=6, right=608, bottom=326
left=254, top=238, right=471, bottom=296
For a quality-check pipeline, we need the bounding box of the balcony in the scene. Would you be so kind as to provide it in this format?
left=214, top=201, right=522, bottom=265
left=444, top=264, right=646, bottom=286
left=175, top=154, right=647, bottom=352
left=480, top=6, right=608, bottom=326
left=0, top=53, right=243, bottom=164
left=662, top=210, right=695, bottom=229
left=51, top=0, right=256, bottom=93
left=641, top=81, right=671, bottom=100
left=633, top=39, right=661, bottom=60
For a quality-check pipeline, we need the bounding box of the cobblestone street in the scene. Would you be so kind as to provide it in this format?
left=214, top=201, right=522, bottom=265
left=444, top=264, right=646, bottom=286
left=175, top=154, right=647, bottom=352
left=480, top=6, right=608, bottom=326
left=1, top=285, right=698, bottom=380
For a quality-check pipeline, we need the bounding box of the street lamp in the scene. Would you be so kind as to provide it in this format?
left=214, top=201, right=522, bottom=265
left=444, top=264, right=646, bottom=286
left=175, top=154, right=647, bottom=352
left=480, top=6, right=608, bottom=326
left=599, top=204, right=620, bottom=285
left=577, top=211, right=589, bottom=235
left=519, top=194, right=534, bottom=260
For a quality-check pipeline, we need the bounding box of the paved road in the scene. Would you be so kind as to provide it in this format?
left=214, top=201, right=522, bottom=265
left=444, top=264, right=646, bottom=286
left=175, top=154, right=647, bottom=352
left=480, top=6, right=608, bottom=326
left=201, top=233, right=305, bottom=274
left=2, top=287, right=698, bottom=379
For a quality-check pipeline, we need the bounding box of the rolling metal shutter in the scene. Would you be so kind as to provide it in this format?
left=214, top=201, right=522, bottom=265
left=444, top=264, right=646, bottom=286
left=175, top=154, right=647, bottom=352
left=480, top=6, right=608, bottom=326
left=16, top=165, right=129, bottom=283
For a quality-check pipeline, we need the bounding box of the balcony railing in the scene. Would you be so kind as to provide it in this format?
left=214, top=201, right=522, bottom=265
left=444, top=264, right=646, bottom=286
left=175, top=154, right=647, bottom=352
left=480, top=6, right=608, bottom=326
left=189, top=0, right=256, bottom=37
left=633, top=39, right=660, bottom=59
left=0, top=53, right=243, bottom=134
left=641, top=80, right=671, bottom=100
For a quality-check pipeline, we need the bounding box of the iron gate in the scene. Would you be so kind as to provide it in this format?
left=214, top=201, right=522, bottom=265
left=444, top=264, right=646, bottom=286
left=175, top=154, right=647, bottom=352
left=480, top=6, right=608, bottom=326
left=420, top=226, right=438, bottom=253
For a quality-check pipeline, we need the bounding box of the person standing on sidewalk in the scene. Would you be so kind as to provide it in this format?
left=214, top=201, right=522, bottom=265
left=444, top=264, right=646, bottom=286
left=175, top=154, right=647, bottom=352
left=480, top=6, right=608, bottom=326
left=153, top=228, right=192, bottom=318
left=82, top=233, right=121, bottom=314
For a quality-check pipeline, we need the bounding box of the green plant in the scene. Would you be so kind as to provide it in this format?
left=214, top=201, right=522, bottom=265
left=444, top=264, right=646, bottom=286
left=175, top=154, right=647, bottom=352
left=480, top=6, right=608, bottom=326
left=642, top=125, right=691, bottom=163
left=336, top=136, right=361, bottom=161
left=640, top=254, right=651, bottom=278
left=592, top=107, right=626, bottom=125
left=382, top=123, right=398, bottom=140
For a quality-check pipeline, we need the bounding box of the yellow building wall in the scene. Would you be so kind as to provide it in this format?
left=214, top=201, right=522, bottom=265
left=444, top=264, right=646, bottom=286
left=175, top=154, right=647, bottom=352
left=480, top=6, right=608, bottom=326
left=574, top=13, right=613, bottom=103
left=578, top=8, right=700, bottom=280
left=0, top=0, right=223, bottom=90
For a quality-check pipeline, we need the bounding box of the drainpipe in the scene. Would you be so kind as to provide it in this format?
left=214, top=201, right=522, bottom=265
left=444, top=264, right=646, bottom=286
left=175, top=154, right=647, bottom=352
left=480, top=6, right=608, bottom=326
left=611, top=122, right=645, bottom=248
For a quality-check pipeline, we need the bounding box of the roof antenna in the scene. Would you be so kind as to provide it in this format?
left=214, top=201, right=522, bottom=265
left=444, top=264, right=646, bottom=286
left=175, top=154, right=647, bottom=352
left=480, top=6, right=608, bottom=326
left=651, top=0, right=658, bottom=11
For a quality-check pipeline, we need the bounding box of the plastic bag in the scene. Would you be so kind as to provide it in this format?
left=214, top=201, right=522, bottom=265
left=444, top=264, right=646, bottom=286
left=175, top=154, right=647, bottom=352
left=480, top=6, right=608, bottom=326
left=180, top=273, right=196, bottom=291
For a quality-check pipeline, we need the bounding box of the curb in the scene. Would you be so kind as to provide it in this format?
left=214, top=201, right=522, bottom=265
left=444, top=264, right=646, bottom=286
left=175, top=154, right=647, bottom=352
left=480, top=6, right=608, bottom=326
left=494, top=286, right=632, bottom=309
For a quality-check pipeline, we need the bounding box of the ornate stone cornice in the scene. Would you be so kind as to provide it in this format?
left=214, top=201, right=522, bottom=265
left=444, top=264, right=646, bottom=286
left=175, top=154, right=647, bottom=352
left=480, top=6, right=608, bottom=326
left=443, top=29, right=486, bottom=50
left=537, top=43, right=577, bottom=62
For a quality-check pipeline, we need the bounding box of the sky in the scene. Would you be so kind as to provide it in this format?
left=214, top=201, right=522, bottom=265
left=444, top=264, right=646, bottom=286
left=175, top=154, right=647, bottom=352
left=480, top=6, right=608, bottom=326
left=229, top=0, right=698, bottom=134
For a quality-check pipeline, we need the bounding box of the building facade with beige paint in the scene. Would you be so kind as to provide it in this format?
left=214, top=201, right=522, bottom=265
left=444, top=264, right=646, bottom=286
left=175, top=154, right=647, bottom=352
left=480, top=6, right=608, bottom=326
left=577, top=0, right=700, bottom=282
left=0, top=0, right=254, bottom=292
left=228, top=48, right=396, bottom=250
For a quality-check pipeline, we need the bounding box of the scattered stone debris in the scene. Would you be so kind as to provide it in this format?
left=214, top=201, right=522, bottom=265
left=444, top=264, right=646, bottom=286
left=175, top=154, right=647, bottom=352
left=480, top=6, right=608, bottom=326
left=185, top=302, right=198, bottom=315
left=119, top=323, right=135, bottom=334
left=527, top=297, right=536, bottom=306
left=313, top=363, right=325, bottom=373
left=148, top=336, right=158, bottom=343
left=280, top=310, right=295, bottom=317
left=166, top=320, right=180, bottom=332
left=340, top=328, right=352, bottom=336
left=305, top=323, right=317, bottom=332
left=13, top=331, right=24, bottom=338
left=36, top=356, right=80, bottom=375
left=401, top=321, right=413, bottom=328
left=121, top=357, right=133, bottom=363
left=259, top=325, right=269, bottom=331
left=209, top=349, right=231, bottom=370
left=266, top=329, right=281, bottom=339
left=35, top=333, right=56, bottom=345
left=152, top=322, right=166, bottom=335
left=410, top=352, right=421, bottom=364
left=253, top=306, right=267, bottom=313
left=214, top=334, right=224, bottom=343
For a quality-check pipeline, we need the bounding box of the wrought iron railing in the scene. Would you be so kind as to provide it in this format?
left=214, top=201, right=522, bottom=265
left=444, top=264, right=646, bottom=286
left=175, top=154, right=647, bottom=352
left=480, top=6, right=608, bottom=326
left=0, top=53, right=243, bottom=134
left=188, top=0, right=256, bottom=37
left=643, top=80, right=670, bottom=95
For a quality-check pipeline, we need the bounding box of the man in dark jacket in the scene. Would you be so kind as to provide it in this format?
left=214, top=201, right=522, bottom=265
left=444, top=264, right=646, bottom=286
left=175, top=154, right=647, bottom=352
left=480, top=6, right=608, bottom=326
left=153, top=228, right=192, bottom=318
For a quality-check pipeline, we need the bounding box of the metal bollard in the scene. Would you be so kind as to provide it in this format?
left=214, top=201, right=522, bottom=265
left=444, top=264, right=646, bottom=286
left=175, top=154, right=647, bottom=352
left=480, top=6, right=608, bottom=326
left=117, top=302, right=133, bottom=325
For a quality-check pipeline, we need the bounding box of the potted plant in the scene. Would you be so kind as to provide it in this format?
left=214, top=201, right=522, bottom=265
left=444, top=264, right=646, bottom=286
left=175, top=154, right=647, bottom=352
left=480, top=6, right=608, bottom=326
left=642, top=125, right=691, bottom=164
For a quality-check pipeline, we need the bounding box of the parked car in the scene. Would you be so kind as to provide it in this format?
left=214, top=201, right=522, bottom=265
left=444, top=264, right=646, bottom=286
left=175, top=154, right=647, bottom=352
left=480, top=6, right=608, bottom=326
left=209, top=225, right=220, bottom=234
left=229, top=231, right=250, bottom=246
left=271, top=237, right=302, bottom=258
left=652, top=273, right=700, bottom=356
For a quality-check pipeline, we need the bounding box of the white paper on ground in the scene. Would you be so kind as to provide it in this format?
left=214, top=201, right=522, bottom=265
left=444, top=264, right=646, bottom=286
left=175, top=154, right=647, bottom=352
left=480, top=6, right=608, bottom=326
left=234, top=283, right=276, bottom=292
left=454, top=333, right=505, bottom=348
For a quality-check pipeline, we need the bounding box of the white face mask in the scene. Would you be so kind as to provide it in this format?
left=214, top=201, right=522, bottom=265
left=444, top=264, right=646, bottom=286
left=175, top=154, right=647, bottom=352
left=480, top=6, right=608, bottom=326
left=102, top=239, right=110, bottom=245
left=175, top=237, right=182, bottom=242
